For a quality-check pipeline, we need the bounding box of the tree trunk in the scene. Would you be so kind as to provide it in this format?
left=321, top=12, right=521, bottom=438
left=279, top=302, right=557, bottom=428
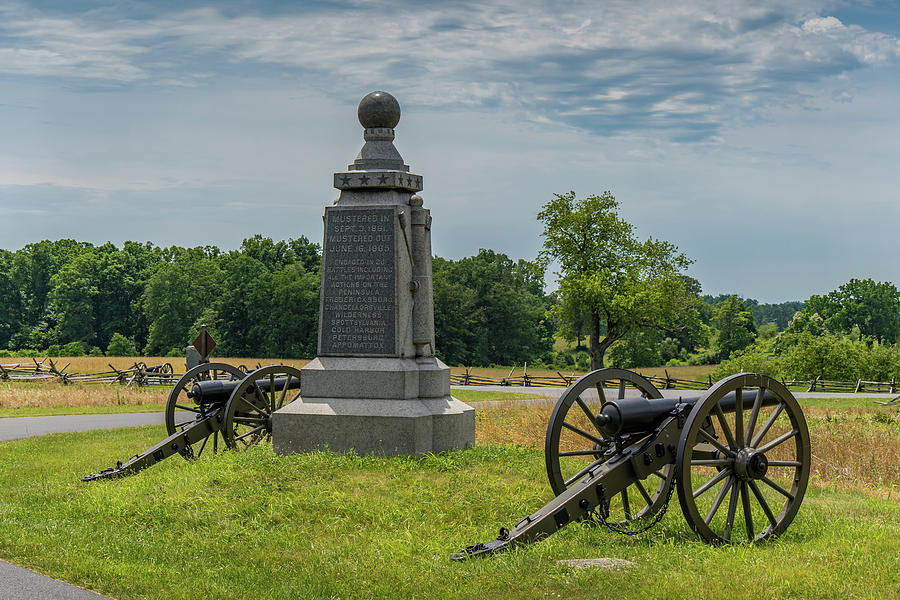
left=589, top=309, right=623, bottom=371
left=589, top=311, right=602, bottom=370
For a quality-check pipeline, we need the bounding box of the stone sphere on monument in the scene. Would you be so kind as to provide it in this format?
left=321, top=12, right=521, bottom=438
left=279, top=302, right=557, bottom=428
left=358, top=91, right=401, bottom=129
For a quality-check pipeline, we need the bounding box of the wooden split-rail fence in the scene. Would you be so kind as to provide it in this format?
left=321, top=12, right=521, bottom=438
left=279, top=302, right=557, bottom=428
left=451, top=365, right=900, bottom=398
left=2, top=359, right=898, bottom=400
left=0, top=358, right=181, bottom=387
left=449, top=366, right=712, bottom=391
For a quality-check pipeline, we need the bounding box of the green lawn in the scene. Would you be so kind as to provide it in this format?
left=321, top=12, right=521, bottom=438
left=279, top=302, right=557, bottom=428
left=0, top=427, right=897, bottom=600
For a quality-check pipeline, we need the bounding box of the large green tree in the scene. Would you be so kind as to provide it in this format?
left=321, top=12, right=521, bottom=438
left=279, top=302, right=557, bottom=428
left=538, top=191, right=695, bottom=369
left=805, top=278, right=900, bottom=343
left=712, top=295, right=757, bottom=361
left=142, top=253, right=224, bottom=355
left=432, top=250, right=552, bottom=366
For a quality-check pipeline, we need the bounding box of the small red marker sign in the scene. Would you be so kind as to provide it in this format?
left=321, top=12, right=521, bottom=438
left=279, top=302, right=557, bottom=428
left=193, top=325, right=216, bottom=359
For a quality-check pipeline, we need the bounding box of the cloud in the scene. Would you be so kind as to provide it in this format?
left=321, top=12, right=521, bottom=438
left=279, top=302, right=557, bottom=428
left=0, top=0, right=898, bottom=142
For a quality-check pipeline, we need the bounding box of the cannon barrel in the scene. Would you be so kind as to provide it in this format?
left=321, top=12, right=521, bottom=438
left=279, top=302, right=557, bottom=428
left=187, top=375, right=301, bottom=406
left=596, top=389, right=781, bottom=437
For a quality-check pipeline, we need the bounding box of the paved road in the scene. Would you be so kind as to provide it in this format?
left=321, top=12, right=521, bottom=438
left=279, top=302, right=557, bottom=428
left=0, top=412, right=163, bottom=443
left=0, top=560, right=110, bottom=600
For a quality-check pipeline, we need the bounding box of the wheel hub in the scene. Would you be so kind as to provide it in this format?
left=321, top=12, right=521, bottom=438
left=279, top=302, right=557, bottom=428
left=733, top=447, right=768, bottom=481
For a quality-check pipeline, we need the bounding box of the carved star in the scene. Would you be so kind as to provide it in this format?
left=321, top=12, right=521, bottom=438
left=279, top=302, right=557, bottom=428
left=358, top=174, right=370, bottom=185
left=339, top=175, right=352, bottom=186
left=406, top=176, right=412, bottom=186
left=378, top=173, right=389, bottom=184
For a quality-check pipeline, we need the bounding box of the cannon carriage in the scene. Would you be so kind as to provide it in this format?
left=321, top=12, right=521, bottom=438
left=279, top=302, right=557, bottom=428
left=83, top=362, right=302, bottom=481
left=453, top=369, right=811, bottom=558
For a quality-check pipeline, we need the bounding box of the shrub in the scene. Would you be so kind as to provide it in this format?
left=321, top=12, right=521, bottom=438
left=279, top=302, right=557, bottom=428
left=554, top=351, right=574, bottom=369
left=45, top=344, right=61, bottom=357
left=711, top=342, right=780, bottom=380
left=575, top=351, right=590, bottom=370
left=88, top=346, right=103, bottom=357
left=59, top=341, right=86, bottom=357
left=106, top=333, right=138, bottom=357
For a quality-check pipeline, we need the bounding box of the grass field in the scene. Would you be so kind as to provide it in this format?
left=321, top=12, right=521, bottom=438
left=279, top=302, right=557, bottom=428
left=0, top=391, right=896, bottom=599
left=0, top=385, right=541, bottom=417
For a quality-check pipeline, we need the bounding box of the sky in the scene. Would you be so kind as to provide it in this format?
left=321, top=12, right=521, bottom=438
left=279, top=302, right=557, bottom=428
left=1, top=0, right=899, bottom=303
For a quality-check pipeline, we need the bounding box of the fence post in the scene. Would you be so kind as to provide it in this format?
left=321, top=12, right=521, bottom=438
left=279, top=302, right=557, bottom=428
left=892, top=378, right=896, bottom=394
left=854, top=379, right=862, bottom=393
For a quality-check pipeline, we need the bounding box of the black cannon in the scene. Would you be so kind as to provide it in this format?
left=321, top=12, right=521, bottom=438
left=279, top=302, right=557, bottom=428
left=83, top=363, right=301, bottom=481
left=452, top=369, right=811, bottom=558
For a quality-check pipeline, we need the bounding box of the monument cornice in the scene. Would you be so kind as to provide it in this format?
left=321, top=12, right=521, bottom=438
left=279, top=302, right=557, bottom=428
left=333, top=170, right=423, bottom=192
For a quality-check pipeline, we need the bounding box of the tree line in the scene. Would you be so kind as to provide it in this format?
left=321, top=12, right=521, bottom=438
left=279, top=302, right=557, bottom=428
left=5, top=190, right=878, bottom=376
left=0, top=237, right=556, bottom=364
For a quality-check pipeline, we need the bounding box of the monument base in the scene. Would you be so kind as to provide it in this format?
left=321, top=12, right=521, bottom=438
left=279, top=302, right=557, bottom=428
left=272, top=395, right=474, bottom=456
left=271, top=356, right=475, bottom=456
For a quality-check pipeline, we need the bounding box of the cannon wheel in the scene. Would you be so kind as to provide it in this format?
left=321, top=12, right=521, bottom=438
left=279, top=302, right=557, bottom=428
left=675, top=373, right=811, bottom=544
left=545, top=368, right=674, bottom=524
left=222, top=365, right=303, bottom=449
left=165, top=362, right=245, bottom=459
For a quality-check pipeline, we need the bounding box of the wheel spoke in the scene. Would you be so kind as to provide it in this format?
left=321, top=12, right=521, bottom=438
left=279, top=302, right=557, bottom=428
left=253, top=386, right=271, bottom=416
left=741, top=481, right=754, bottom=541
left=704, top=475, right=732, bottom=525
left=561, top=421, right=605, bottom=445
left=574, top=396, right=597, bottom=428
left=751, top=403, right=784, bottom=448
left=558, top=449, right=605, bottom=457
left=723, top=478, right=740, bottom=542
left=762, top=476, right=795, bottom=500
left=617, top=380, right=626, bottom=400
left=174, top=404, right=200, bottom=413
left=277, top=374, right=293, bottom=410
left=698, top=428, right=735, bottom=458
left=734, top=387, right=743, bottom=448
left=634, top=479, right=653, bottom=506
left=756, top=429, right=798, bottom=454
left=693, top=467, right=731, bottom=499
left=235, top=424, right=265, bottom=442
left=238, top=394, right=267, bottom=417
left=767, top=460, right=802, bottom=467
left=748, top=480, right=777, bottom=527
left=268, top=373, right=276, bottom=412
left=651, top=469, right=666, bottom=480
left=745, top=387, right=765, bottom=446
left=712, top=403, right=737, bottom=450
